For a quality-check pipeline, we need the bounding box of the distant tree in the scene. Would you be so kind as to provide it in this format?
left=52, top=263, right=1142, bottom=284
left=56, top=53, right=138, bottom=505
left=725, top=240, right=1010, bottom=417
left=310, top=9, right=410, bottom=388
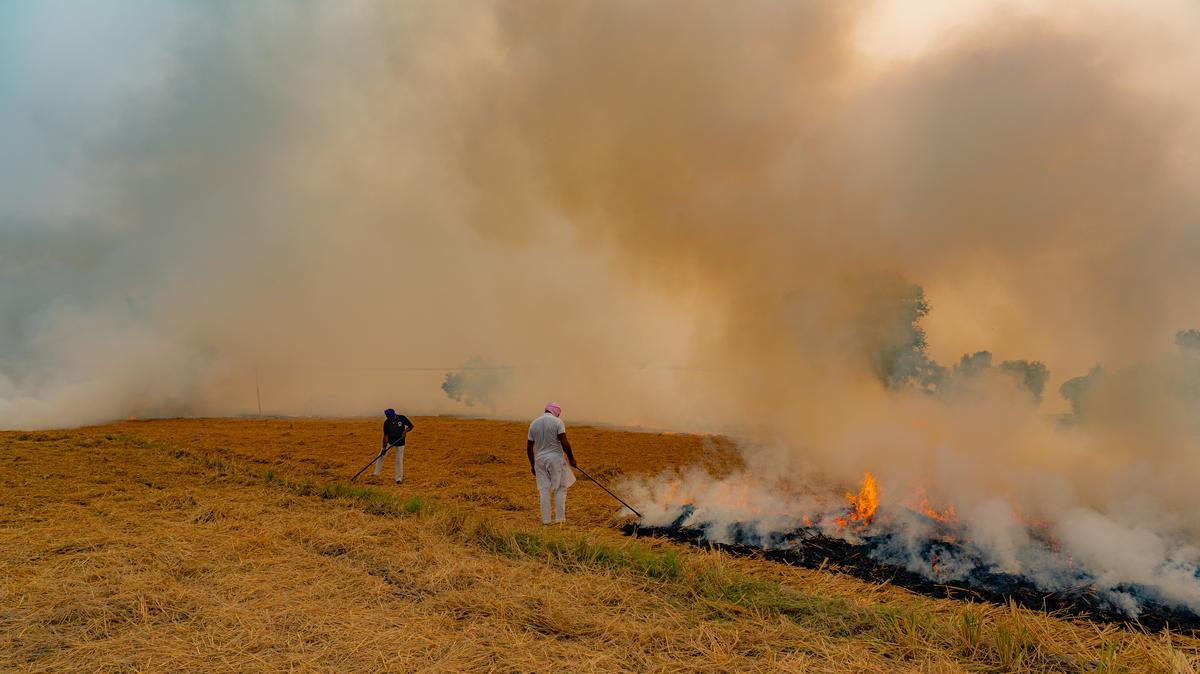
left=858, top=280, right=1052, bottom=405
left=868, top=282, right=944, bottom=393
left=953, top=351, right=993, bottom=378
left=999, top=359, right=1050, bottom=402
left=1172, top=330, right=1200, bottom=399
left=1176, top=329, right=1200, bottom=354
left=1059, top=366, right=1104, bottom=416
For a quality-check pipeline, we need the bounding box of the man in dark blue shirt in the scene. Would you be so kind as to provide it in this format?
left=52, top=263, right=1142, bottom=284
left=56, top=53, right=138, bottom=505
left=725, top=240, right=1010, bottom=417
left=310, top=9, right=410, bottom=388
left=376, top=408, right=414, bottom=484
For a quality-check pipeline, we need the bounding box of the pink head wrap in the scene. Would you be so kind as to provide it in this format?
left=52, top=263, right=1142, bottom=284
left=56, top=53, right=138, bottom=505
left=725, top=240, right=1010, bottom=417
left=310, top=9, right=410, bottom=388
left=545, top=403, right=562, bottom=417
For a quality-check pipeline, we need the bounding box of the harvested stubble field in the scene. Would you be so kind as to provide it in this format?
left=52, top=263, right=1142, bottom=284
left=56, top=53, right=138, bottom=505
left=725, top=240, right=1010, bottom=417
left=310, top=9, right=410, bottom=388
left=2, top=418, right=1198, bottom=673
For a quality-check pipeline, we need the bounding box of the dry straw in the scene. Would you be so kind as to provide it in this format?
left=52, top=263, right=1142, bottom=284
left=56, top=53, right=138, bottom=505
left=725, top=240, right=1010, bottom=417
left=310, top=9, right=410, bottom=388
left=2, top=418, right=1198, bottom=672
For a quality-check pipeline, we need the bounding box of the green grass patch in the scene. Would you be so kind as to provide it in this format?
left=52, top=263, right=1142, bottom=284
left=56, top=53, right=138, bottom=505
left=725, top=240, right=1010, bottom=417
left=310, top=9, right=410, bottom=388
left=545, top=533, right=683, bottom=580
left=115, top=431, right=879, bottom=641
left=989, top=612, right=1036, bottom=669
left=688, top=561, right=875, bottom=635
left=876, top=604, right=944, bottom=654
left=469, top=522, right=683, bottom=581
left=1094, top=638, right=1122, bottom=673
left=957, top=603, right=985, bottom=657
left=315, top=481, right=434, bottom=516
left=109, top=431, right=1098, bottom=672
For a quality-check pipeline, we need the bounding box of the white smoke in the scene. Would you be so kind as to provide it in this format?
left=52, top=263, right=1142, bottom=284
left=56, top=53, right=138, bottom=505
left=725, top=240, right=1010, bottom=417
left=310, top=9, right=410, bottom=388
left=4, top=0, right=1200, bottom=618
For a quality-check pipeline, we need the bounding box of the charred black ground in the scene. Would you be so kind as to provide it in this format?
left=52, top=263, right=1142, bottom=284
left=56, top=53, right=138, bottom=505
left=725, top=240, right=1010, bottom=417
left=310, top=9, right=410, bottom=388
left=624, top=516, right=1200, bottom=634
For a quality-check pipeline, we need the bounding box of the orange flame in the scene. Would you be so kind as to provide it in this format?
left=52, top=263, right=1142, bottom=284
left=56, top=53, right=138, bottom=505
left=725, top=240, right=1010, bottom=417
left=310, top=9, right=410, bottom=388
left=1018, top=513, right=1061, bottom=552
left=911, top=490, right=957, bottom=523
left=836, top=472, right=879, bottom=529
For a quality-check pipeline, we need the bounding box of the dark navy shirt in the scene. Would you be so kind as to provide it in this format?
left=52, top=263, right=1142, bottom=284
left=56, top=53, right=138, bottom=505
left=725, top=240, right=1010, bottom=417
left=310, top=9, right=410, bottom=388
left=384, top=415, right=413, bottom=445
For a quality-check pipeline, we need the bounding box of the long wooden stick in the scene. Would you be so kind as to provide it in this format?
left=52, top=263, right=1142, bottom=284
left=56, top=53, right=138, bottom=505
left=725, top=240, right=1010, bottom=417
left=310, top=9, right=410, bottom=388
left=575, top=465, right=642, bottom=518
left=350, top=441, right=401, bottom=482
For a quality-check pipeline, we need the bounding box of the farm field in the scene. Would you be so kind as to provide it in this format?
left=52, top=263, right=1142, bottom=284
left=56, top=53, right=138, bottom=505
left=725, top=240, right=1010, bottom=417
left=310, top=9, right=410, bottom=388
left=2, top=417, right=1198, bottom=673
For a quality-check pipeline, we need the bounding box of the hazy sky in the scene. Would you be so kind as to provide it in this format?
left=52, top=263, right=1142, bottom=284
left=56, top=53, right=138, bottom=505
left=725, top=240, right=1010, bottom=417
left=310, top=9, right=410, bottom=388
left=2, top=0, right=1198, bottom=428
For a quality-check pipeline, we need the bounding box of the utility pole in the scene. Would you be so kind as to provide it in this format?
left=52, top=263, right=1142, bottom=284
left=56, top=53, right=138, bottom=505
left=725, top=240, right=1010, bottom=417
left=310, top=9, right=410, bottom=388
left=255, top=367, right=262, bottom=417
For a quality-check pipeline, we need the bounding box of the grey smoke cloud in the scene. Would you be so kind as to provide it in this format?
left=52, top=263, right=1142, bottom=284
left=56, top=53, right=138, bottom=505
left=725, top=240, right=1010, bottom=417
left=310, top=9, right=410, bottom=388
left=3, top=0, right=1200, bottom=612
left=440, top=0, right=1200, bottom=612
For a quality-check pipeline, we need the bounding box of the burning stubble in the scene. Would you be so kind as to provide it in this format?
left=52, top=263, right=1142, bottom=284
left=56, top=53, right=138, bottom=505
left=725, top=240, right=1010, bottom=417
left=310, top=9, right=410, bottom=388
left=3, top=0, right=1200, bottom=617
left=451, top=2, right=1200, bottom=615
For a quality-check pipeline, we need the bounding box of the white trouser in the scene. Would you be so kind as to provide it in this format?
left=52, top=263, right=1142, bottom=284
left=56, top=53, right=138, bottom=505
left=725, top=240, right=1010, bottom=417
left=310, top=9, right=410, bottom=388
left=539, top=486, right=567, bottom=524
left=374, top=445, right=404, bottom=482
left=534, top=453, right=575, bottom=524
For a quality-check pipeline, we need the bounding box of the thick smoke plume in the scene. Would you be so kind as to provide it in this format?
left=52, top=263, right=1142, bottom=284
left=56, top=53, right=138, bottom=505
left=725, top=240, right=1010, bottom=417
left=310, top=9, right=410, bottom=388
left=442, top=357, right=512, bottom=410
left=3, top=1, right=1200, bottom=613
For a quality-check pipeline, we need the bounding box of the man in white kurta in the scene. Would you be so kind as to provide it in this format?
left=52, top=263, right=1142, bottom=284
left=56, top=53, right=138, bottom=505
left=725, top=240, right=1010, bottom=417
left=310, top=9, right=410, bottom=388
left=526, top=403, right=577, bottom=525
